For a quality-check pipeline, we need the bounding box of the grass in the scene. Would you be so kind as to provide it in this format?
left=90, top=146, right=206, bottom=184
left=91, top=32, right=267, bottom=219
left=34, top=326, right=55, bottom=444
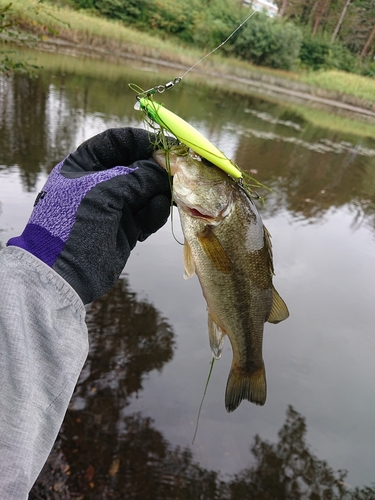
left=1, top=0, right=375, bottom=110
left=278, top=103, right=375, bottom=140
left=0, top=0, right=214, bottom=69
left=301, top=70, right=375, bottom=105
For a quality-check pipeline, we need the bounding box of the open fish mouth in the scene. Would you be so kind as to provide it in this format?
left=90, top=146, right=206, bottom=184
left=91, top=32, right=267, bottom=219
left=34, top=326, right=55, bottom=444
left=185, top=206, right=216, bottom=221
left=187, top=207, right=210, bottom=218
left=180, top=203, right=231, bottom=224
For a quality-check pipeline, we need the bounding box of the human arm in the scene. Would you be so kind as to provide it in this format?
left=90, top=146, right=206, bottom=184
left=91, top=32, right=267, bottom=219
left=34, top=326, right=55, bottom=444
left=0, top=128, right=171, bottom=498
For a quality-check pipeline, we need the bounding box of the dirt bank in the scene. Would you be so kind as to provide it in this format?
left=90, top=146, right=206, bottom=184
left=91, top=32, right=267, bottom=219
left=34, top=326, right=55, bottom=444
left=6, top=13, right=375, bottom=123
left=30, top=34, right=375, bottom=123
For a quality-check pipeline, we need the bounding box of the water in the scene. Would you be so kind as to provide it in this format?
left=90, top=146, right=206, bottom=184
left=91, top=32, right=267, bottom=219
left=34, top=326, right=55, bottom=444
left=1, top=49, right=375, bottom=498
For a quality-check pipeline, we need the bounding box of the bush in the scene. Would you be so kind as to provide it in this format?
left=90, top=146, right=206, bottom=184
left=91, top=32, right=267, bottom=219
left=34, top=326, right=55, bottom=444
left=299, top=35, right=330, bottom=70
left=148, top=0, right=200, bottom=42
left=192, top=0, right=244, bottom=53
left=232, top=13, right=303, bottom=70
left=74, top=0, right=95, bottom=8
left=359, top=61, right=375, bottom=78
left=83, top=0, right=152, bottom=24
left=299, top=35, right=363, bottom=73
left=327, top=43, right=360, bottom=73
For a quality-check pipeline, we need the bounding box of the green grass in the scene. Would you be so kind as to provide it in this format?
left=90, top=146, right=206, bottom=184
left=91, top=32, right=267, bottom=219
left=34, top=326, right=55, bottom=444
left=1, top=0, right=375, bottom=110
left=300, top=70, right=375, bottom=105
left=0, top=0, right=202, bottom=66
left=280, top=103, right=375, bottom=140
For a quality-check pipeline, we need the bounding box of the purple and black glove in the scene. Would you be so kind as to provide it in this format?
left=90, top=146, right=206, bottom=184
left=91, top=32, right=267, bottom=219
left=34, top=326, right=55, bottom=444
left=7, top=128, right=171, bottom=304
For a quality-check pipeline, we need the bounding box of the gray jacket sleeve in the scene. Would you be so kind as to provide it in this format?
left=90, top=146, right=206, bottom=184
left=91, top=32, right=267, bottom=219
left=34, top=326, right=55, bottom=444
left=0, top=246, right=89, bottom=499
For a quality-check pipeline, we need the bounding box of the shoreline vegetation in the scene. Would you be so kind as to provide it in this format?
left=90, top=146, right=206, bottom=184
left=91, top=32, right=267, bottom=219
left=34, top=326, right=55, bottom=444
left=1, top=0, right=375, bottom=130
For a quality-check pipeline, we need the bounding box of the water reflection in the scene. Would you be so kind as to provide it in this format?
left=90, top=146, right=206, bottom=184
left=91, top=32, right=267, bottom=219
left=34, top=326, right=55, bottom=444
left=28, top=278, right=374, bottom=499
left=2, top=71, right=375, bottom=230
left=30, top=278, right=175, bottom=499
left=31, top=387, right=375, bottom=498
left=0, top=75, right=50, bottom=190
left=28, top=274, right=372, bottom=498
left=2, top=57, right=375, bottom=493
left=234, top=125, right=375, bottom=230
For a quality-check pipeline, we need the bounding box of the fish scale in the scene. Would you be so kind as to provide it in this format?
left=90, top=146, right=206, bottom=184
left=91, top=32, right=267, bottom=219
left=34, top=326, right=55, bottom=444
left=154, top=146, right=289, bottom=412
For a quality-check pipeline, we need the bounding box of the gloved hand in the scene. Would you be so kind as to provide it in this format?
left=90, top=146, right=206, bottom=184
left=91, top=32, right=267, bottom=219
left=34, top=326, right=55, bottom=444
left=7, top=128, right=171, bottom=304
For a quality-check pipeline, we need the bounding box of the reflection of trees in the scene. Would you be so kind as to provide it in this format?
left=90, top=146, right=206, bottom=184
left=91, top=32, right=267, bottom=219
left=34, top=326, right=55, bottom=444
left=229, top=406, right=348, bottom=500
left=78, top=277, right=175, bottom=403
left=235, top=118, right=375, bottom=230
left=228, top=406, right=375, bottom=500
left=30, top=280, right=375, bottom=499
left=31, top=402, right=375, bottom=499
left=31, top=412, right=223, bottom=500
left=30, top=280, right=178, bottom=498
left=0, top=74, right=49, bottom=190
left=0, top=72, right=82, bottom=191
left=3, top=69, right=375, bottom=229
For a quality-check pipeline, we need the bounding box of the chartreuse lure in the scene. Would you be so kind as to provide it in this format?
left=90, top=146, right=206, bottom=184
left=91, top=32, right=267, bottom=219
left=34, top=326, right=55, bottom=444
left=138, top=97, right=243, bottom=181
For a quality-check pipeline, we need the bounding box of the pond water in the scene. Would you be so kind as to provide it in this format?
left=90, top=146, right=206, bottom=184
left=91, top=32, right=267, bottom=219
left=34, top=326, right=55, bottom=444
left=1, top=49, right=375, bottom=498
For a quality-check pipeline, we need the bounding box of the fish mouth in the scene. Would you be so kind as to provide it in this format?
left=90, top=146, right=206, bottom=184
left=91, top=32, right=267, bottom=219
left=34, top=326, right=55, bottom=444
left=186, top=207, right=212, bottom=219
left=181, top=203, right=230, bottom=224
left=183, top=206, right=215, bottom=222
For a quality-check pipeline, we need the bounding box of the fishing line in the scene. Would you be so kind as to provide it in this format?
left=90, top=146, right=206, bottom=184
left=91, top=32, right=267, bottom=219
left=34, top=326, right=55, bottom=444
left=133, top=10, right=257, bottom=100
left=192, top=357, right=215, bottom=445
left=164, top=145, right=184, bottom=246
left=180, top=10, right=256, bottom=80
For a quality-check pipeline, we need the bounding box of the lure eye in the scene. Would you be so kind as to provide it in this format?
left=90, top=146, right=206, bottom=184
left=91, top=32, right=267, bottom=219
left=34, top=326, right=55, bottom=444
left=201, top=157, right=216, bottom=168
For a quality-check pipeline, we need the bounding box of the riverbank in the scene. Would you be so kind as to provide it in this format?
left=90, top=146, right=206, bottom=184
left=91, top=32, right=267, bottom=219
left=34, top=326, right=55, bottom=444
left=2, top=0, right=375, bottom=122
left=31, top=35, right=375, bottom=125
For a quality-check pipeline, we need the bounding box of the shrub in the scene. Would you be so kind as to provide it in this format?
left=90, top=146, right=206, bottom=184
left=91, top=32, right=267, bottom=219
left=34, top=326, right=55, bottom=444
left=90, top=0, right=152, bottom=24
left=299, top=35, right=330, bottom=70
left=74, top=0, right=95, bottom=8
left=232, top=13, right=303, bottom=70
left=327, top=43, right=360, bottom=73
left=193, top=0, right=243, bottom=50
left=148, top=0, right=200, bottom=42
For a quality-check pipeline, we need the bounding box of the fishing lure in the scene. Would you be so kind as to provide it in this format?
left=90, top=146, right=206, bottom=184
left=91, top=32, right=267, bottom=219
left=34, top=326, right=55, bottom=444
left=138, top=97, right=243, bottom=180
left=129, top=9, right=273, bottom=199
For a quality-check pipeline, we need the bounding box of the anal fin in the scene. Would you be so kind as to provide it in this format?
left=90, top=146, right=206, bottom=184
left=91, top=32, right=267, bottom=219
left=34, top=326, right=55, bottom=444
left=267, top=286, right=289, bottom=324
left=208, top=313, right=226, bottom=359
left=183, top=239, right=195, bottom=280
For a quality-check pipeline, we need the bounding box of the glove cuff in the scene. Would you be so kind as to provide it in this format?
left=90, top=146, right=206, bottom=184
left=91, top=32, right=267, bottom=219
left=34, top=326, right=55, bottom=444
left=7, top=224, right=64, bottom=267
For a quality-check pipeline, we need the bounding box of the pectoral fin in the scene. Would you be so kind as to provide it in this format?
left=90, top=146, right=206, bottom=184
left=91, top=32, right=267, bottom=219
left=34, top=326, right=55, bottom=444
left=267, top=286, right=289, bottom=324
left=183, top=239, right=196, bottom=280
left=208, top=312, right=226, bottom=359
left=198, top=226, right=232, bottom=273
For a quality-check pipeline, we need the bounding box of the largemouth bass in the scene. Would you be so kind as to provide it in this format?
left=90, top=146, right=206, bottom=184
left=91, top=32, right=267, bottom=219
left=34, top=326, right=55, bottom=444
left=154, top=146, right=289, bottom=412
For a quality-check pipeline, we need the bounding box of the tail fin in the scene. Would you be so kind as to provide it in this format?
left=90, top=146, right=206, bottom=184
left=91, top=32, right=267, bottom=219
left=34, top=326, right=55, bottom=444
left=225, top=365, right=266, bottom=412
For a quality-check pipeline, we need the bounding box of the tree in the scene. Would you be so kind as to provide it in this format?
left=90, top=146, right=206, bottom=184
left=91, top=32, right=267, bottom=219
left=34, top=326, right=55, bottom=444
left=342, top=0, right=375, bottom=58
left=331, top=0, right=351, bottom=42
left=360, top=22, right=375, bottom=57
left=279, top=0, right=288, bottom=18
left=0, top=3, right=42, bottom=75
left=312, top=0, right=330, bottom=35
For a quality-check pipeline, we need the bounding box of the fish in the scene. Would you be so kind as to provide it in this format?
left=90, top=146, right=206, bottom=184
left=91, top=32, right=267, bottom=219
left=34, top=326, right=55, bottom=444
left=154, top=145, right=289, bottom=412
